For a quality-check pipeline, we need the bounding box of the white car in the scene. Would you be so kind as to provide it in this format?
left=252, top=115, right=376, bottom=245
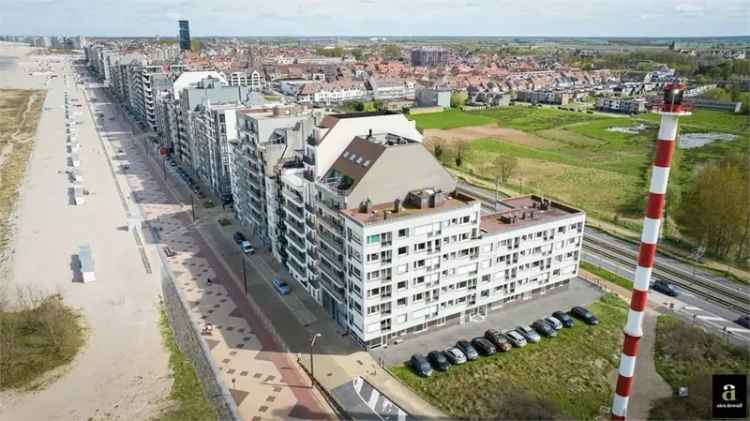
left=545, top=316, right=563, bottom=331
left=444, top=347, right=467, bottom=365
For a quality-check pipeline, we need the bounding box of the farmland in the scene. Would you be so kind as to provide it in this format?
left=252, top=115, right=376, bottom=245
left=390, top=294, right=628, bottom=420
left=418, top=106, right=749, bottom=227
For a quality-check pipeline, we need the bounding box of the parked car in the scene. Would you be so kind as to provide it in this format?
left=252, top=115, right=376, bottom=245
left=410, top=354, right=433, bottom=377
left=504, top=330, right=527, bottom=347
left=443, top=347, right=467, bottom=365
left=552, top=310, right=576, bottom=328
left=427, top=351, right=451, bottom=371
left=233, top=231, right=247, bottom=244
left=544, top=316, right=563, bottom=331
left=651, top=280, right=678, bottom=297
left=571, top=306, right=599, bottom=325
left=241, top=241, right=255, bottom=255
left=456, top=340, right=480, bottom=361
left=163, top=246, right=176, bottom=257
left=484, top=329, right=512, bottom=352
left=735, top=315, right=750, bottom=329
left=515, top=325, right=541, bottom=343
left=271, top=278, right=290, bottom=295
left=471, top=337, right=497, bottom=356
left=532, top=319, right=557, bottom=337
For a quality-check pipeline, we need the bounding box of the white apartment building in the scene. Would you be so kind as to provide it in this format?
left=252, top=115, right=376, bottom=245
left=312, top=82, right=367, bottom=105
left=228, top=70, right=264, bottom=91
left=341, top=193, right=584, bottom=348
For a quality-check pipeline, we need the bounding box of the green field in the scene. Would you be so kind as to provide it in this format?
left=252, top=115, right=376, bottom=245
left=409, top=109, right=496, bottom=129
left=391, top=294, right=628, bottom=420
left=426, top=106, right=749, bottom=227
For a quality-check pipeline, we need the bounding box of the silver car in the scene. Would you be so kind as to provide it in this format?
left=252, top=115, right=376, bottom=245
left=444, top=347, right=467, bottom=365
left=515, top=325, right=541, bottom=343
left=545, top=316, right=563, bottom=331
left=504, top=330, right=527, bottom=347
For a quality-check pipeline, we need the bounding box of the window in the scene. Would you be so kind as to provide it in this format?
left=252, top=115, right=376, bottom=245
left=397, top=297, right=407, bottom=307
left=412, top=292, right=424, bottom=302
left=367, top=305, right=379, bottom=315
left=367, top=234, right=381, bottom=244
left=398, top=246, right=408, bottom=256
left=397, top=280, right=407, bottom=290
left=398, top=228, right=408, bottom=238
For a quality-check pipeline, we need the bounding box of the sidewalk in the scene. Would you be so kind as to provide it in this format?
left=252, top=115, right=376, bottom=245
left=90, top=84, right=335, bottom=421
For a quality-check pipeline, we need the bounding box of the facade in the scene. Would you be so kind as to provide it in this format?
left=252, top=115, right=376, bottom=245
left=415, top=88, right=452, bottom=108
left=192, top=104, right=241, bottom=198
left=367, top=78, right=416, bottom=100
left=516, top=90, right=571, bottom=105
left=411, top=47, right=449, bottom=67
left=596, top=97, right=647, bottom=114
left=228, top=70, right=264, bottom=91
left=178, top=20, right=191, bottom=51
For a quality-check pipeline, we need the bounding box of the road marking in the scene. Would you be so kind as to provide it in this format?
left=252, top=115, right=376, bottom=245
left=697, top=315, right=726, bottom=322
left=683, top=305, right=702, bottom=311
left=727, top=327, right=750, bottom=334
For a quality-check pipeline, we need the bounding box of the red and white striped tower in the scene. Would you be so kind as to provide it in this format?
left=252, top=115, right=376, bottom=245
left=611, top=83, right=691, bottom=420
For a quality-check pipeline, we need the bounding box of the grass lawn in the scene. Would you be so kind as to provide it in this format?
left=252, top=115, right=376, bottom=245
left=409, top=109, right=496, bottom=130
left=0, top=294, right=85, bottom=390
left=476, top=105, right=604, bottom=132
left=580, top=261, right=633, bottom=290
left=639, top=108, right=750, bottom=135
left=156, top=308, right=217, bottom=421
left=390, top=294, right=628, bottom=420
left=649, top=314, right=750, bottom=419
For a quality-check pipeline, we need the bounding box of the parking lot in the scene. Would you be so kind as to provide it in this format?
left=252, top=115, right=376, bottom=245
left=371, top=277, right=603, bottom=367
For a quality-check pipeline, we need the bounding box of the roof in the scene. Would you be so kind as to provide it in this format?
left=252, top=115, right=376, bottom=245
left=173, top=71, right=228, bottom=99
left=479, top=195, right=584, bottom=235
left=342, top=192, right=476, bottom=226
left=321, top=136, right=388, bottom=193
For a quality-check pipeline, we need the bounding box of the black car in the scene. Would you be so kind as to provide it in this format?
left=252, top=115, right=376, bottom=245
left=531, top=319, right=557, bottom=337
left=471, top=337, right=497, bottom=356
left=233, top=232, right=247, bottom=245
left=484, top=329, right=512, bottom=352
left=410, top=353, right=433, bottom=377
left=456, top=339, right=480, bottom=361
left=552, top=310, right=576, bottom=328
left=571, top=306, right=599, bottom=325
left=652, top=280, right=678, bottom=297
left=427, top=351, right=451, bottom=371
left=735, top=315, right=750, bottom=329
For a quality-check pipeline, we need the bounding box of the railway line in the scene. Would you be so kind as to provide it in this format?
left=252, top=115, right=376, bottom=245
left=457, top=183, right=750, bottom=316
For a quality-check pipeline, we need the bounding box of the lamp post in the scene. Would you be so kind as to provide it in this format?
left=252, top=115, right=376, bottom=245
left=241, top=254, right=247, bottom=295
left=310, top=333, right=322, bottom=386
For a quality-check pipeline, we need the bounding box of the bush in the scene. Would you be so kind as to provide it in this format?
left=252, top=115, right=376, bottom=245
left=0, top=293, right=85, bottom=390
left=203, top=200, right=215, bottom=208
left=217, top=218, right=232, bottom=226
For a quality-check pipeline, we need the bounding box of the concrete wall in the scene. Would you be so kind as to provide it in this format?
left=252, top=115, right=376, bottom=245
left=159, top=254, right=241, bottom=421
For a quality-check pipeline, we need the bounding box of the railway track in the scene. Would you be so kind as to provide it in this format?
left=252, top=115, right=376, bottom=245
left=584, top=241, right=749, bottom=314
left=457, top=183, right=750, bottom=315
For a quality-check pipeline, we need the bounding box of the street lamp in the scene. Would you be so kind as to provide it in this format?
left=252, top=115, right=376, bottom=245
left=310, top=333, right=322, bottom=386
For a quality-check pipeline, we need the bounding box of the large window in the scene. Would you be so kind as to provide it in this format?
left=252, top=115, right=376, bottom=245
left=367, top=234, right=381, bottom=244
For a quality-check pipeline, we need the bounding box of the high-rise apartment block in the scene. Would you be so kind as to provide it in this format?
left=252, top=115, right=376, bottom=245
left=178, top=20, right=191, bottom=51
left=411, top=47, right=448, bottom=67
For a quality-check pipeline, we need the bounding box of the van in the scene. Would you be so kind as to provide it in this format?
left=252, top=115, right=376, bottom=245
left=240, top=241, right=255, bottom=255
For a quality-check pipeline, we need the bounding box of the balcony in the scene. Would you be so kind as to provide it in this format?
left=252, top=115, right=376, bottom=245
left=319, top=245, right=344, bottom=269
left=319, top=228, right=344, bottom=250
left=318, top=214, right=344, bottom=237
left=320, top=264, right=346, bottom=289
left=285, top=203, right=304, bottom=222
left=283, top=188, right=304, bottom=208
left=286, top=218, right=305, bottom=237
left=304, top=169, right=315, bottom=182
left=303, top=154, right=316, bottom=166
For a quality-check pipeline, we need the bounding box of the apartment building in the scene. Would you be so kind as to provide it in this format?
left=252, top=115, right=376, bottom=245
left=516, top=90, right=571, bottom=105
left=191, top=103, right=242, bottom=198
left=596, top=97, right=647, bottom=114
left=411, top=47, right=449, bottom=67
left=230, top=106, right=314, bottom=250
left=367, top=78, right=416, bottom=100
left=228, top=70, right=264, bottom=91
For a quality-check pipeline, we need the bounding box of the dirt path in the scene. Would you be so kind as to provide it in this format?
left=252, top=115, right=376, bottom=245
left=424, top=123, right=555, bottom=148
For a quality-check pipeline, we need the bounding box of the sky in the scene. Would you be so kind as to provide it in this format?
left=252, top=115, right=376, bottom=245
left=1, top=0, right=748, bottom=38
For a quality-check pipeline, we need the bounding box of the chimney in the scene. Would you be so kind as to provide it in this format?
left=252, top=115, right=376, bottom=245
left=394, top=198, right=401, bottom=213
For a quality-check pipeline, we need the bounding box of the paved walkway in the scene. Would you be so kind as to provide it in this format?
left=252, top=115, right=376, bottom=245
left=87, top=82, right=334, bottom=421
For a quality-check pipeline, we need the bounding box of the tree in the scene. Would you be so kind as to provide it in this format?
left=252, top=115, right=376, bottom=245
left=454, top=140, right=468, bottom=167
left=450, top=91, right=468, bottom=108
left=676, top=154, right=750, bottom=260
left=492, top=155, right=518, bottom=183
left=383, top=44, right=402, bottom=60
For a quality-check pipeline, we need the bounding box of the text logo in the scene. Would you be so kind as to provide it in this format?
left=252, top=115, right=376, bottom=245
left=713, top=374, right=747, bottom=419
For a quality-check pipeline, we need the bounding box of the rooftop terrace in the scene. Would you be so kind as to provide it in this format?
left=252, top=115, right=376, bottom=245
left=480, top=195, right=584, bottom=234
left=342, top=191, right=477, bottom=226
